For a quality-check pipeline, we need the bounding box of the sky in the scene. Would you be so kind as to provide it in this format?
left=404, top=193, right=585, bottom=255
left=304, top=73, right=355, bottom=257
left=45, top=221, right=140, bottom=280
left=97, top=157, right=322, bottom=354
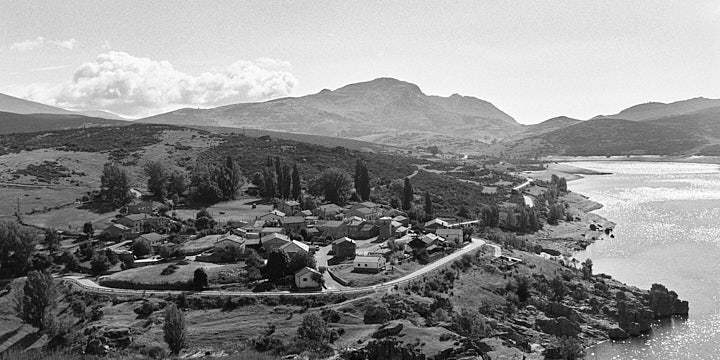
left=0, top=0, right=718, bottom=123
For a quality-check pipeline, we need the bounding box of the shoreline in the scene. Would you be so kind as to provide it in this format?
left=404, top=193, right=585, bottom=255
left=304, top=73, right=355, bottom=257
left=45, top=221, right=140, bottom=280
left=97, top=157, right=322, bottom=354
left=543, top=155, right=720, bottom=166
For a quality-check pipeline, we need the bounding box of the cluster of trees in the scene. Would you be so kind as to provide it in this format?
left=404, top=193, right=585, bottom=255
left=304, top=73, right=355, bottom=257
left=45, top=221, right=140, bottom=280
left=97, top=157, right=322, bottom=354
left=502, top=205, right=542, bottom=233
left=143, top=161, right=187, bottom=200
left=0, top=221, right=39, bottom=278
left=189, top=156, right=244, bottom=203
left=309, top=168, right=353, bottom=205
left=251, top=157, right=301, bottom=200
left=100, top=163, right=132, bottom=207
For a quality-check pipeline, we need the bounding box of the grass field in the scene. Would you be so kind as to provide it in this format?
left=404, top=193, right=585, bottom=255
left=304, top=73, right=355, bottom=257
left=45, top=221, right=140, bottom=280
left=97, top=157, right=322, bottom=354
left=330, top=260, right=422, bottom=287
left=100, top=261, right=227, bottom=290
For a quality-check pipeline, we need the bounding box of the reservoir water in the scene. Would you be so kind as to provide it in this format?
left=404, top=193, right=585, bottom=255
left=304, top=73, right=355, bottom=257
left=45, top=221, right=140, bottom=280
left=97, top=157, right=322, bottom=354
left=567, top=161, right=720, bottom=359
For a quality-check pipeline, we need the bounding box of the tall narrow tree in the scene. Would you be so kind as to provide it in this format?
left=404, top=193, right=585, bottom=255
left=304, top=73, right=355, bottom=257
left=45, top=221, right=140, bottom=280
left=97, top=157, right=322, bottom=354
left=215, top=156, right=243, bottom=200
left=354, top=159, right=371, bottom=201
left=291, top=164, right=301, bottom=200
left=424, top=192, right=433, bottom=216
left=143, top=161, right=169, bottom=199
left=402, top=177, right=414, bottom=210
left=281, top=164, right=291, bottom=199
left=163, top=304, right=187, bottom=355
left=262, top=167, right=277, bottom=199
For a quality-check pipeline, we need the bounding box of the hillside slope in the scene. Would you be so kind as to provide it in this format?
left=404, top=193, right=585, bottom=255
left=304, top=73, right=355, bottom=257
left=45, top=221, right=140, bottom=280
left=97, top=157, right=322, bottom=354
left=481, top=118, right=706, bottom=158
left=0, top=93, right=75, bottom=115
left=138, top=77, right=520, bottom=141
left=0, top=111, right=128, bottom=134
left=596, top=97, right=720, bottom=121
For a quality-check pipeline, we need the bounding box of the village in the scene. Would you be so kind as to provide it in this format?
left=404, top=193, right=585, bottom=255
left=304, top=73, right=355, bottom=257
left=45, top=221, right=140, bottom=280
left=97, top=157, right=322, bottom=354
left=85, top=195, right=490, bottom=293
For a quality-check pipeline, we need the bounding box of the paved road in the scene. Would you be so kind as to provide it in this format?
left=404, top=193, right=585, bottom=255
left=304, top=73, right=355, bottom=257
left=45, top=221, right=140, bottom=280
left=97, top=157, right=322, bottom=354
left=314, top=243, right=350, bottom=291
left=61, top=238, right=500, bottom=298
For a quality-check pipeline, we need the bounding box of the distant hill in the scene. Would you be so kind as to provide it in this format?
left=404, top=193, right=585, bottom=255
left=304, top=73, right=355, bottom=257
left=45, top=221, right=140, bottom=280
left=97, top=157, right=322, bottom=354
left=0, top=93, right=75, bottom=115
left=645, top=106, right=720, bottom=138
left=595, top=97, right=720, bottom=121
left=138, top=77, right=520, bottom=142
left=521, top=116, right=583, bottom=136
left=481, top=118, right=706, bottom=158
left=0, top=111, right=128, bottom=134
left=0, top=93, right=127, bottom=120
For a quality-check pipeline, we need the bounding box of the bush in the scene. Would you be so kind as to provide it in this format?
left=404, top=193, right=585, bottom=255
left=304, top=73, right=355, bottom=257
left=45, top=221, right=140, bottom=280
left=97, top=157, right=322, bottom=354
left=161, top=264, right=179, bottom=276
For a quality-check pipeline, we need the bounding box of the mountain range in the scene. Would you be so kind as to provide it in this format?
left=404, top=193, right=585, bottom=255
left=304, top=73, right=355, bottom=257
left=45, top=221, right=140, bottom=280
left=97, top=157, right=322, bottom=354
left=1, top=78, right=719, bottom=157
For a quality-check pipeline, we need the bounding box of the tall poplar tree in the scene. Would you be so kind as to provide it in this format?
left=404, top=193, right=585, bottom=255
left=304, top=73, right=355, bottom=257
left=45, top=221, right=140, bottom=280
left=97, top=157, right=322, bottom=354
left=291, top=164, right=301, bottom=200
left=402, top=177, right=414, bottom=210
left=354, top=159, right=371, bottom=201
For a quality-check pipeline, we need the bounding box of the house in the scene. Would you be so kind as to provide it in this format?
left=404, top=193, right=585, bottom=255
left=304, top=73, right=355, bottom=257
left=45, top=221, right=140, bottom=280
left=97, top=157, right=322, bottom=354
left=116, top=214, right=148, bottom=233
left=332, top=237, right=357, bottom=258
left=261, top=233, right=291, bottom=252
left=350, top=202, right=380, bottom=212
left=260, top=227, right=285, bottom=237
left=277, top=200, right=301, bottom=216
left=317, top=220, right=345, bottom=239
left=299, top=209, right=313, bottom=217
left=213, top=234, right=245, bottom=253
left=377, top=217, right=394, bottom=239
left=257, top=210, right=285, bottom=223
left=409, top=234, right=441, bottom=249
left=353, top=255, right=386, bottom=273
left=101, top=224, right=131, bottom=240
left=135, top=232, right=169, bottom=247
left=393, top=216, right=409, bottom=227
left=347, top=207, right=381, bottom=220
left=436, top=228, right=463, bottom=244
left=344, top=217, right=366, bottom=238
left=281, top=216, right=306, bottom=233
left=384, top=208, right=408, bottom=218
left=244, top=237, right=263, bottom=251
left=313, top=204, right=343, bottom=219
left=126, top=200, right=154, bottom=214
left=394, top=225, right=409, bottom=238
left=294, top=267, right=322, bottom=289
left=424, top=218, right=450, bottom=232
left=279, top=240, right=310, bottom=256
left=358, top=224, right=379, bottom=240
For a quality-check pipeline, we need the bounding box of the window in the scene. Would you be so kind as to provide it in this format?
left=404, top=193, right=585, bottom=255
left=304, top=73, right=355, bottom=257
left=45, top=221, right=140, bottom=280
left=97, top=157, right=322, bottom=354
left=303, top=278, right=307, bottom=282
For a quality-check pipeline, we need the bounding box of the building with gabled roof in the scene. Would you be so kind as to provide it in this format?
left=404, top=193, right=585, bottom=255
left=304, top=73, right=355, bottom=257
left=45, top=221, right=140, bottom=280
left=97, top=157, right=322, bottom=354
left=424, top=218, right=450, bottom=232
left=332, top=237, right=356, bottom=258
left=261, top=233, right=291, bottom=252
left=279, top=239, right=310, bottom=256
left=294, top=267, right=322, bottom=289
left=353, top=255, right=386, bottom=273
left=436, top=228, right=463, bottom=244
left=281, top=216, right=306, bottom=233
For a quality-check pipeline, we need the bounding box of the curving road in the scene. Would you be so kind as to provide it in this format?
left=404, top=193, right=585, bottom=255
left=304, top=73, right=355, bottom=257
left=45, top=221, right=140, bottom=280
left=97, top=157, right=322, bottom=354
left=60, top=238, right=499, bottom=298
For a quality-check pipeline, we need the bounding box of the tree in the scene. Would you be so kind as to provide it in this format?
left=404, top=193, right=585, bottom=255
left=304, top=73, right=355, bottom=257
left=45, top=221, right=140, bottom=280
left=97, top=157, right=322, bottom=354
left=451, top=308, right=492, bottom=340
left=262, top=166, right=277, bottom=199
left=424, top=192, right=433, bottom=216
left=297, top=313, right=331, bottom=343
left=402, top=177, right=414, bottom=211
left=311, top=168, right=353, bottom=205
left=83, top=222, right=94, bottom=240
left=190, top=163, right=222, bottom=204
left=163, top=303, right=187, bottom=356
left=44, top=228, right=60, bottom=253
left=548, top=203, right=565, bottom=225
left=168, top=171, right=187, bottom=197
left=291, top=164, right=302, bottom=200
left=288, top=252, right=317, bottom=274
left=481, top=205, right=500, bottom=228
left=100, top=162, right=132, bottom=207
left=457, top=205, right=470, bottom=219
left=266, top=250, right=290, bottom=280
left=354, top=159, right=371, bottom=201
left=21, top=270, right=57, bottom=330
left=193, top=268, right=208, bottom=289
left=550, top=276, right=567, bottom=301
left=132, top=238, right=152, bottom=257
left=215, top=156, right=243, bottom=200
left=0, top=221, right=38, bottom=277
left=582, top=258, right=593, bottom=280
left=90, top=253, right=111, bottom=274
left=143, top=161, right=169, bottom=199
left=516, top=276, right=531, bottom=303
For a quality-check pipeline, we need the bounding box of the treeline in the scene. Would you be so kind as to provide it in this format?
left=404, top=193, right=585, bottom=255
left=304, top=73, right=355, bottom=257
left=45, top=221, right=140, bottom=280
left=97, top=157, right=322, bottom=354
left=251, top=156, right=301, bottom=200
left=99, top=156, right=245, bottom=208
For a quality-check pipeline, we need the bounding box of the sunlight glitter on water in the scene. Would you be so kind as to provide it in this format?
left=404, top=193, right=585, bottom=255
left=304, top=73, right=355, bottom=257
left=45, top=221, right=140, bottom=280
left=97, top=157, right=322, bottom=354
left=566, top=162, right=720, bottom=359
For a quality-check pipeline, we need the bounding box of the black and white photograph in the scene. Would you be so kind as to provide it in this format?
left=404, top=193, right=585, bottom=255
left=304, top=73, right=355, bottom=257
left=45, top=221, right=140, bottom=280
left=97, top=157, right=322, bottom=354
left=0, top=1, right=718, bottom=359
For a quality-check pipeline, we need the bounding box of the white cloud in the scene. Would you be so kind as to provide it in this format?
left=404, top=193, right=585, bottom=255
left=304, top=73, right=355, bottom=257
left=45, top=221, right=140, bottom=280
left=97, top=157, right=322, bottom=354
left=10, top=37, right=46, bottom=51
left=49, top=38, right=78, bottom=50
left=25, top=51, right=298, bottom=118
left=10, top=37, right=79, bottom=51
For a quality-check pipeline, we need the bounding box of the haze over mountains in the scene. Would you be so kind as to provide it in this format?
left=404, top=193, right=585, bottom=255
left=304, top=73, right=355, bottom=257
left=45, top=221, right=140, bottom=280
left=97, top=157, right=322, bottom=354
left=1, top=78, right=719, bottom=157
